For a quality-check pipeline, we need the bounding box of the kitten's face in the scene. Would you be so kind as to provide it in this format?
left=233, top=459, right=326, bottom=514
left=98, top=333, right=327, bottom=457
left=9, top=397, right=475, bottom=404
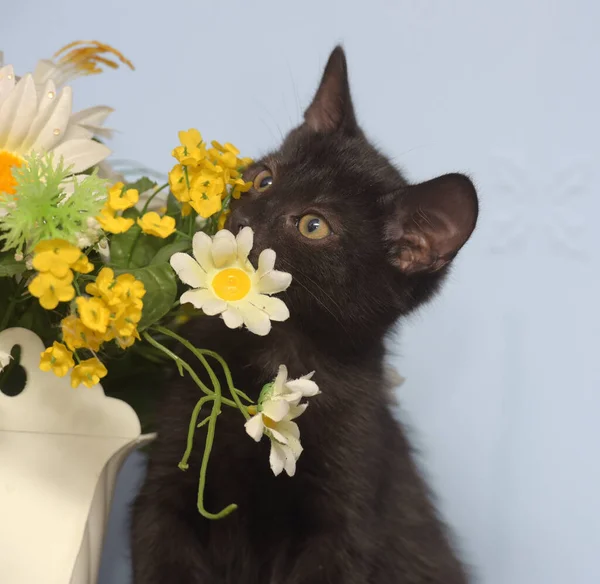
left=229, top=47, right=478, bottom=345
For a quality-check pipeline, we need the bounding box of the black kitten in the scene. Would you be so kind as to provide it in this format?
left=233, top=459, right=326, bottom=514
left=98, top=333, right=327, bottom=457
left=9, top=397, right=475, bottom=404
left=131, top=46, right=478, bottom=584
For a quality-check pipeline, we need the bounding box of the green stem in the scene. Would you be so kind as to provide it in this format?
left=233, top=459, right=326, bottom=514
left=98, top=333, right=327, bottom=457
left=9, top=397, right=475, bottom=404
left=197, top=389, right=237, bottom=519
left=126, top=229, right=143, bottom=268
left=175, top=230, right=192, bottom=239
left=178, top=395, right=214, bottom=470
left=141, top=331, right=237, bottom=408
left=152, top=325, right=250, bottom=419
left=141, top=182, right=169, bottom=215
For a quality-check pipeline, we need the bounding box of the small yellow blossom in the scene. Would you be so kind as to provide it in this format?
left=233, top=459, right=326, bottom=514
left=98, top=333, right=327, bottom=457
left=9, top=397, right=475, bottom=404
left=181, top=202, right=193, bottom=217
left=61, top=315, right=103, bottom=351
left=39, top=342, right=75, bottom=377
left=28, top=271, right=75, bottom=310
left=76, top=296, right=111, bottom=334
left=114, top=273, right=146, bottom=307
left=107, top=182, right=139, bottom=211
left=172, top=129, right=207, bottom=166
left=97, top=207, right=135, bottom=234
left=217, top=209, right=231, bottom=231
left=137, top=212, right=176, bottom=238
left=31, top=239, right=81, bottom=278
left=72, top=254, right=94, bottom=274
left=231, top=178, right=252, bottom=200
left=85, top=267, right=117, bottom=303
left=70, top=357, right=108, bottom=389
left=168, top=164, right=190, bottom=202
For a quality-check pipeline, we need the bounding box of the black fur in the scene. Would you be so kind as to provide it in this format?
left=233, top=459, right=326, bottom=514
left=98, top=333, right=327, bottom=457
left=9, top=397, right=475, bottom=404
left=131, top=46, right=478, bottom=584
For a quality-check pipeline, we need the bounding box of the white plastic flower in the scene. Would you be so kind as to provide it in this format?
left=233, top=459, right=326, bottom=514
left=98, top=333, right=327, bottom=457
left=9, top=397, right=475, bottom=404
left=244, top=365, right=320, bottom=477
left=0, top=64, right=111, bottom=197
left=0, top=348, right=11, bottom=371
left=170, top=227, right=292, bottom=336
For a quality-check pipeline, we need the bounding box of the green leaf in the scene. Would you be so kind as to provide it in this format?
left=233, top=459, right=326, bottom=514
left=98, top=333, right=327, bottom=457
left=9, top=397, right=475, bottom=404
left=115, top=263, right=177, bottom=330
left=122, top=207, right=141, bottom=220
left=109, top=226, right=163, bottom=269
left=0, top=255, right=25, bottom=277
left=126, top=177, right=156, bottom=193
left=150, top=239, right=191, bottom=265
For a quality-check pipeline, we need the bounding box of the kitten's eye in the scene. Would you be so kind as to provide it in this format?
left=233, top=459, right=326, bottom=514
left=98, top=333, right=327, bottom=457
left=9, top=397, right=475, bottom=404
left=254, top=170, right=273, bottom=192
left=297, top=214, right=331, bottom=240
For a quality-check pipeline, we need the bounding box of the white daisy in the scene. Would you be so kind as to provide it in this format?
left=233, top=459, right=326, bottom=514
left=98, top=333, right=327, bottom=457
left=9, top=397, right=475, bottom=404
left=170, top=227, right=292, bottom=336
left=244, top=365, right=320, bottom=477
left=0, top=65, right=111, bottom=197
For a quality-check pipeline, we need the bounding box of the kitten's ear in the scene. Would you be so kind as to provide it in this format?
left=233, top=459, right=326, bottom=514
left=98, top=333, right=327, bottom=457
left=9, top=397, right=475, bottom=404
left=304, top=46, right=357, bottom=134
left=386, top=174, right=478, bottom=274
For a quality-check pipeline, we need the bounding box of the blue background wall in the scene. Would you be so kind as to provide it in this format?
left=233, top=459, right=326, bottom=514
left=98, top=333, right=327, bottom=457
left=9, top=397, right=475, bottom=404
left=2, top=1, right=599, bottom=582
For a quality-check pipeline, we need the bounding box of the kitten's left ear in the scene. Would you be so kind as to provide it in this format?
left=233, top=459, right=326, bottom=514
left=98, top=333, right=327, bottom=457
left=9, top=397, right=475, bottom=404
left=304, top=45, right=358, bottom=134
left=385, top=173, right=479, bottom=274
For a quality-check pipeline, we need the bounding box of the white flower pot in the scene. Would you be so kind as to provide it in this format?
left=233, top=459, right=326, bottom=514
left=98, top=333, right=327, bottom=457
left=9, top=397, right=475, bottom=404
left=0, top=327, right=155, bottom=584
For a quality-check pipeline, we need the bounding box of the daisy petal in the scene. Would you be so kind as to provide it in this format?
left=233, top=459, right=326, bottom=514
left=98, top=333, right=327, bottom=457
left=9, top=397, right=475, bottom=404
left=0, top=66, right=16, bottom=108
left=257, top=248, right=276, bottom=277
left=20, top=80, right=57, bottom=151
left=245, top=414, right=265, bottom=442
left=180, top=288, right=213, bottom=309
left=236, top=226, right=253, bottom=264
left=288, top=403, right=309, bottom=421
left=277, top=420, right=301, bottom=442
left=240, top=303, right=272, bottom=336
left=269, top=428, right=289, bottom=444
left=258, top=270, right=292, bottom=295
left=4, top=75, right=37, bottom=151
left=283, top=445, right=298, bottom=477
left=170, top=253, right=207, bottom=288
left=272, top=364, right=288, bottom=395
left=192, top=231, right=214, bottom=272
left=285, top=434, right=303, bottom=460
left=262, top=398, right=290, bottom=422
left=285, top=378, right=320, bottom=397
left=221, top=306, right=244, bottom=329
left=253, top=295, right=290, bottom=322
left=51, top=138, right=111, bottom=173
left=211, top=229, right=237, bottom=268
left=29, top=85, right=73, bottom=153
left=202, top=298, right=227, bottom=316
left=269, top=441, right=286, bottom=476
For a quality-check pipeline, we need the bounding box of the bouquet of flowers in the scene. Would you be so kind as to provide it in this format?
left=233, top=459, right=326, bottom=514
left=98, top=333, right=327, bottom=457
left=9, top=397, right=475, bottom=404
left=0, top=41, right=320, bottom=520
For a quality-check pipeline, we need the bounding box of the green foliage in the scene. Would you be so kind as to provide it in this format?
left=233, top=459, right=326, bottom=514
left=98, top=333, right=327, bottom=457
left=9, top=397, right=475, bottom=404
left=0, top=154, right=108, bottom=254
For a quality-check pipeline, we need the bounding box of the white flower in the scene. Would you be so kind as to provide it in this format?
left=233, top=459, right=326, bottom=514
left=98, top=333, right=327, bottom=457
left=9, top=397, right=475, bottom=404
left=244, top=365, right=320, bottom=477
left=0, top=349, right=11, bottom=371
left=170, top=227, right=292, bottom=336
left=0, top=64, right=111, bottom=195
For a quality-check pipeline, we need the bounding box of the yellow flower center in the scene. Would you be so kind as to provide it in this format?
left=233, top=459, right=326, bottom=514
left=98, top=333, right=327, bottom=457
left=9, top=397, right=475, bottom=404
left=211, top=268, right=251, bottom=302
left=263, top=416, right=278, bottom=429
left=0, top=150, right=24, bottom=195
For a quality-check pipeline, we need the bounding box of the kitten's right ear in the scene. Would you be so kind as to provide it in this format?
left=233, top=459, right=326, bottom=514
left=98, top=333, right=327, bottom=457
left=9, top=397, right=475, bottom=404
left=385, top=174, right=479, bottom=274
left=304, top=46, right=358, bottom=134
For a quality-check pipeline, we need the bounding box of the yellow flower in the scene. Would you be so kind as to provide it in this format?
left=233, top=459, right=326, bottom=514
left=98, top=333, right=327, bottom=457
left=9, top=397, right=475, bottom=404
left=85, top=267, right=116, bottom=302
left=181, top=202, right=193, bottom=217
left=188, top=167, right=225, bottom=218
left=168, top=164, right=190, bottom=202
left=97, top=206, right=134, bottom=234
left=29, top=271, right=75, bottom=309
left=39, top=342, right=74, bottom=377
left=61, top=314, right=103, bottom=351
left=31, top=239, right=81, bottom=278
left=217, top=209, right=231, bottom=231
left=231, top=178, right=252, bottom=200
left=137, top=212, right=176, bottom=238
left=70, top=357, right=108, bottom=389
left=172, top=129, right=207, bottom=166
left=107, top=182, right=139, bottom=211
left=114, top=272, right=146, bottom=307
left=76, top=296, right=111, bottom=334
left=72, top=254, right=94, bottom=274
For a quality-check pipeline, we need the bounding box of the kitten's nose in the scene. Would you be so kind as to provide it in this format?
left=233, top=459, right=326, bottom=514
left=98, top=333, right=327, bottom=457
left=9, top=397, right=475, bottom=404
left=228, top=207, right=252, bottom=233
